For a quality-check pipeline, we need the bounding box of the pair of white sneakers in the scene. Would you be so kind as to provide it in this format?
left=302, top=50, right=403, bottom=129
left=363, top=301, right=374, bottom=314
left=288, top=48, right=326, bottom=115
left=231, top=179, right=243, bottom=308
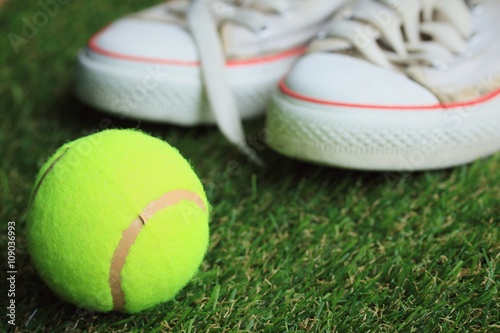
left=75, top=0, right=500, bottom=171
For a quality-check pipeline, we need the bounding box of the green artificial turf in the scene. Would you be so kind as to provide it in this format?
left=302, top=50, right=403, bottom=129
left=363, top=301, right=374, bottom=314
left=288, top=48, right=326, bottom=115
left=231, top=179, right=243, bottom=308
left=1, top=1, right=499, bottom=332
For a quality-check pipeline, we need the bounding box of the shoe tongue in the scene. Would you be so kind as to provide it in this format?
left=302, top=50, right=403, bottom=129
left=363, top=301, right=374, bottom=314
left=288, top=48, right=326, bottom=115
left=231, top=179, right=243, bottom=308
left=219, top=22, right=235, bottom=58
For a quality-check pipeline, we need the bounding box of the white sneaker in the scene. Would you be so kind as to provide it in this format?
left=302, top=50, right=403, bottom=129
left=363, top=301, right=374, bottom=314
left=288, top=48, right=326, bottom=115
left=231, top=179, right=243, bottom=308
left=266, top=0, right=500, bottom=170
left=75, top=0, right=346, bottom=160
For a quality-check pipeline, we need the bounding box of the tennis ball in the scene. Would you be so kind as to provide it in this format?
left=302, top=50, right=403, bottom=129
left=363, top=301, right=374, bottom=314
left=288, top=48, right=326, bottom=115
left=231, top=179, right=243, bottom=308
left=27, top=129, right=210, bottom=313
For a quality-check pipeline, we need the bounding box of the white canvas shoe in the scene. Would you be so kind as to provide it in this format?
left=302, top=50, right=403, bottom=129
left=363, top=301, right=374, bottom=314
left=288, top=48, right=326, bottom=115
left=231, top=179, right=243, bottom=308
left=76, top=0, right=344, bottom=161
left=75, top=0, right=346, bottom=160
left=266, top=0, right=500, bottom=171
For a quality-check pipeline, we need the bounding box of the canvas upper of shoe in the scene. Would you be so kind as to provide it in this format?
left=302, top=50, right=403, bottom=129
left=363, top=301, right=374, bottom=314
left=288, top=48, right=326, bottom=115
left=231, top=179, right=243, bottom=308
left=112, top=0, right=345, bottom=60
left=284, top=0, right=499, bottom=106
left=90, top=0, right=345, bottom=65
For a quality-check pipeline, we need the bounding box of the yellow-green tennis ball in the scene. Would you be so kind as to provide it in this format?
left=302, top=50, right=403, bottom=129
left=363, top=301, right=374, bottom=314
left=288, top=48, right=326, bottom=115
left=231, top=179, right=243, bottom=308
left=27, top=129, right=210, bottom=313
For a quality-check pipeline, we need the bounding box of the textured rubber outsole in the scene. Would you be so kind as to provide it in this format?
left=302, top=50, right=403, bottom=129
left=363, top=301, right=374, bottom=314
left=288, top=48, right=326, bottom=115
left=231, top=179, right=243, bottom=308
left=75, top=50, right=299, bottom=126
left=266, top=91, right=500, bottom=171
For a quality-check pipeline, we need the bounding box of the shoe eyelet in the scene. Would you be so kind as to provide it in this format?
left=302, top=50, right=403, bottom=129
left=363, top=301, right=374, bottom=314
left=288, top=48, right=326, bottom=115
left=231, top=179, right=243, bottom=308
left=432, top=62, right=449, bottom=71
left=341, top=9, right=354, bottom=20
left=468, top=0, right=484, bottom=14
left=280, top=9, right=295, bottom=20
left=316, top=30, right=328, bottom=40
left=467, top=33, right=480, bottom=44
left=472, top=4, right=484, bottom=15
left=255, top=24, right=273, bottom=38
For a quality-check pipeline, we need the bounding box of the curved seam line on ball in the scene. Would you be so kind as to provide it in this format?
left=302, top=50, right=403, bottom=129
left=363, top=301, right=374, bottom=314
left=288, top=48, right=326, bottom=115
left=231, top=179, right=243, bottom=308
left=30, top=147, right=71, bottom=203
left=109, top=189, right=207, bottom=312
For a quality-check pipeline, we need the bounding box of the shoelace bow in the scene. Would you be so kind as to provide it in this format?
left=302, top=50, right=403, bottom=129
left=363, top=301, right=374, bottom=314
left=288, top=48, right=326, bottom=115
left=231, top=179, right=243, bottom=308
left=310, top=0, right=478, bottom=69
left=187, top=0, right=294, bottom=165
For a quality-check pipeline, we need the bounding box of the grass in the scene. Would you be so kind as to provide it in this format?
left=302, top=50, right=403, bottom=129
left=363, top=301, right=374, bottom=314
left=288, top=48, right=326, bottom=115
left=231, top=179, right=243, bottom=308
left=1, top=1, right=499, bottom=332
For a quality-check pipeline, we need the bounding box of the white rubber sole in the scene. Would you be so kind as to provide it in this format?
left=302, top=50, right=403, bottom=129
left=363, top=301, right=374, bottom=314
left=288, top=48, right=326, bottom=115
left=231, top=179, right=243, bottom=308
left=266, top=89, right=500, bottom=171
left=75, top=49, right=300, bottom=126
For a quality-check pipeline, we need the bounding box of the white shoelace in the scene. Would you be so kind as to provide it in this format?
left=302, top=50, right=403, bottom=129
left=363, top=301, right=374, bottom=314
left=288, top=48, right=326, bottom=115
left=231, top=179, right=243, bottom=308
left=310, top=0, right=477, bottom=69
left=187, top=0, right=293, bottom=165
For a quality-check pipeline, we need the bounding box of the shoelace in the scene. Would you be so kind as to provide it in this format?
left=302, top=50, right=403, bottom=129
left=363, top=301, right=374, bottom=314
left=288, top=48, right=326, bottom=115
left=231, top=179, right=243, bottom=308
left=187, top=0, right=293, bottom=165
left=310, top=0, right=477, bottom=69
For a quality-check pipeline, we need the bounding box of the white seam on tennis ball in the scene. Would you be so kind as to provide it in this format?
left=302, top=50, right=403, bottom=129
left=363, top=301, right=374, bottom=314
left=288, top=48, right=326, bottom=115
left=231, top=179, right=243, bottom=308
left=108, top=189, right=206, bottom=312
left=30, top=147, right=71, bottom=203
